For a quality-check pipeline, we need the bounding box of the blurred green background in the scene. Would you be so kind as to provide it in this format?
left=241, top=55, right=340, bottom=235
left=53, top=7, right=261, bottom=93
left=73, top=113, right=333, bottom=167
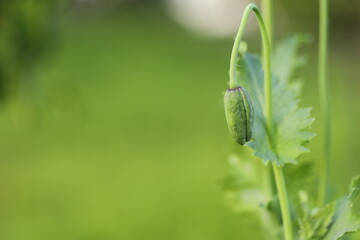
left=0, top=0, right=359, bottom=239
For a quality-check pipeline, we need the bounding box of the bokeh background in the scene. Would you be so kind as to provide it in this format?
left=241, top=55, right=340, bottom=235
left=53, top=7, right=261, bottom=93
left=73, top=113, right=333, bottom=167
left=0, top=0, right=359, bottom=239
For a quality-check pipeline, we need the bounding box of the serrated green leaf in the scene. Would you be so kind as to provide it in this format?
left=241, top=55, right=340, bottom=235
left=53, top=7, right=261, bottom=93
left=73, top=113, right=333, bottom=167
left=297, top=190, right=336, bottom=240
left=323, top=175, right=360, bottom=240
left=221, top=155, right=282, bottom=239
left=349, top=175, right=360, bottom=215
left=221, top=155, right=265, bottom=213
left=236, top=35, right=315, bottom=165
left=311, top=203, right=336, bottom=239
left=272, top=34, right=311, bottom=83
left=285, top=161, right=316, bottom=199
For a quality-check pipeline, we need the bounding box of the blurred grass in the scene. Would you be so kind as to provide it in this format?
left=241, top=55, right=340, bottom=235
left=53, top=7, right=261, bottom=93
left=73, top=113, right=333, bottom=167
left=0, top=6, right=359, bottom=240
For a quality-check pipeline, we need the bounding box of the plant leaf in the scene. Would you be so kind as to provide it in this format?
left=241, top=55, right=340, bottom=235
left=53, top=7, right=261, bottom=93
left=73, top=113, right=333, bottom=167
left=221, top=154, right=265, bottom=213
left=221, top=154, right=282, bottom=239
left=297, top=190, right=336, bottom=240
left=236, top=35, right=315, bottom=165
left=272, top=34, right=310, bottom=83
left=285, top=161, right=316, bottom=200
left=323, top=175, right=360, bottom=240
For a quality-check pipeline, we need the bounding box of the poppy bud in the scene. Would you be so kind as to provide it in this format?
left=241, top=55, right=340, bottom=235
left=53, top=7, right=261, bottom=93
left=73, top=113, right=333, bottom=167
left=224, top=86, right=254, bottom=145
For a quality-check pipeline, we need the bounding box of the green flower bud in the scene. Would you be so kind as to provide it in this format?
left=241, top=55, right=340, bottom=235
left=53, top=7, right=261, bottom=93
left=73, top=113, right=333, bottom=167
left=224, top=86, right=254, bottom=145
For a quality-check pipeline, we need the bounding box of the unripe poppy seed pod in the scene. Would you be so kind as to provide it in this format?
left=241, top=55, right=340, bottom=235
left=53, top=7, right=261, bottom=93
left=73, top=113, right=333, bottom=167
left=224, top=86, right=254, bottom=145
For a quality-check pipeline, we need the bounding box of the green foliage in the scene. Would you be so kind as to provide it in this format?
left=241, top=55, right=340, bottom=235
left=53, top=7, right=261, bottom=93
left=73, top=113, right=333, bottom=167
left=272, top=34, right=310, bottom=83
left=284, top=161, right=316, bottom=199
left=0, top=0, right=68, bottom=99
left=223, top=34, right=360, bottom=240
left=221, top=155, right=265, bottom=213
left=297, top=191, right=336, bottom=240
left=322, top=175, right=360, bottom=240
left=221, top=155, right=282, bottom=239
left=235, top=35, right=315, bottom=165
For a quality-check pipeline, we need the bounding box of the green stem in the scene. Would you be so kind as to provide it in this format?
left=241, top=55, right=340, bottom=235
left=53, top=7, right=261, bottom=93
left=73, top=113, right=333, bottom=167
left=229, top=4, right=293, bottom=240
left=261, top=0, right=277, bottom=200
left=318, top=0, right=330, bottom=207
left=273, top=164, right=294, bottom=240
left=261, top=0, right=272, bottom=45
left=229, top=5, right=271, bottom=127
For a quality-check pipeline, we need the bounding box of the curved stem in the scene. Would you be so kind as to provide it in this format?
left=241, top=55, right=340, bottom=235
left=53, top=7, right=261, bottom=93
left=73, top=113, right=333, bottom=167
left=229, top=4, right=272, bottom=129
left=229, top=4, right=293, bottom=240
left=318, top=0, right=330, bottom=207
